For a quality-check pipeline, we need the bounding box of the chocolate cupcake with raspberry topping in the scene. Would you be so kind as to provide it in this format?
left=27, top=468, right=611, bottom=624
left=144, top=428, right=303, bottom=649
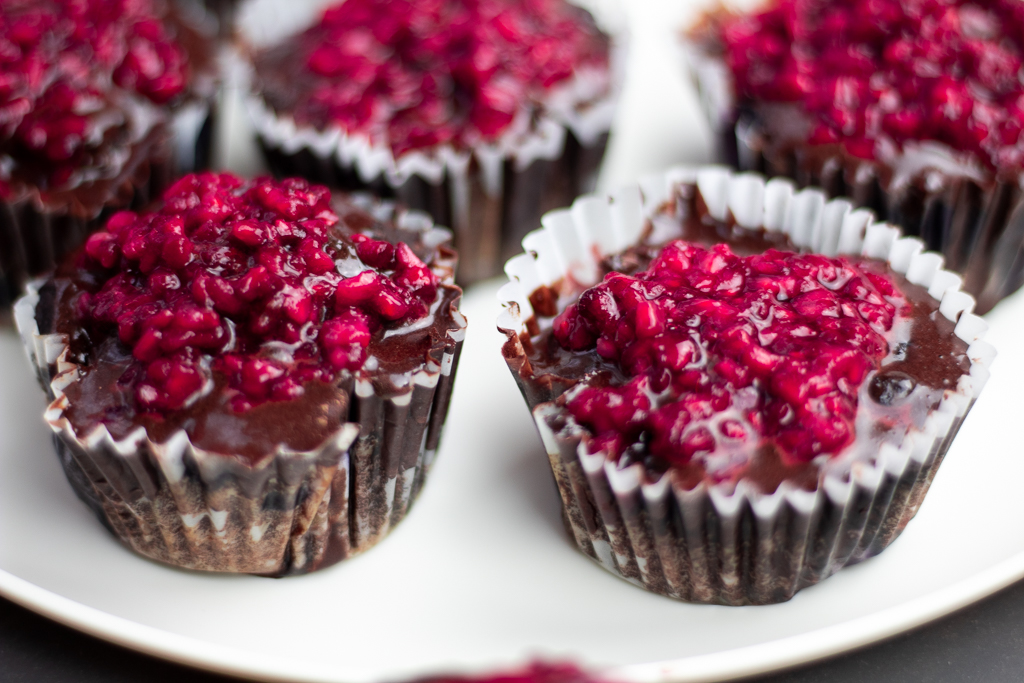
left=243, top=0, right=619, bottom=284
left=15, top=172, right=466, bottom=576
left=499, top=167, right=993, bottom=604
left=685, top=0, right=1024, bottom=313
left=0, top=0, right=220, bottom=313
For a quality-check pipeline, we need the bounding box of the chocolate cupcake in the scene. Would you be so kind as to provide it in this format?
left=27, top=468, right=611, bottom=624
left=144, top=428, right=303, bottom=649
left=0, top=0, right=220, bottom=313
left=15, top=172, right=466, bottom=575
left=499, top=167, right=993, bottom=604
left=685, top=0, right=1024, bottom=313
left=244, top=0, right=619, bottom=284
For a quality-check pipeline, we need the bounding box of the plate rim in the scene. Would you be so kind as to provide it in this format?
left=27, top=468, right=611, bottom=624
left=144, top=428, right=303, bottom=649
left=4, top=549, right=1024, bottom=683
left=4, top=0, right=1023, bottom=673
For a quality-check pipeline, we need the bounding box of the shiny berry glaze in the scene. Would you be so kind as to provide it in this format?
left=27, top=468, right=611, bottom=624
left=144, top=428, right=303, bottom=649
left=718, top=0, right=1024, bottom=168
left=418, top=663, right=597, bottom=683
left=291, top=0, right=609, bottom=154
left=76, top=172, right=440, bottom=414
left=554, top=242, right=904, bottom=465
left=0, top=0, right=191, bottom=191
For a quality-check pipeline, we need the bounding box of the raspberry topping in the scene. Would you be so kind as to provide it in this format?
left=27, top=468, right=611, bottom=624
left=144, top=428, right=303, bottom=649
left=74, top=172, right=441, bottom=415
left=716, top=0, right=1024, bottom=168
left=554, top=242, right=905, bottom=466
left=422, top=663, right=596, bottom=683
left=0, top=0, right=191, bottom=190
left=283, top=0, right=609, bottom=155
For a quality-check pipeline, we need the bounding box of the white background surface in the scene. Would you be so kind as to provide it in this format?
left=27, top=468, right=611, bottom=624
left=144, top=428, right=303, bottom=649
left=2, top=1, right=1024, bottom=682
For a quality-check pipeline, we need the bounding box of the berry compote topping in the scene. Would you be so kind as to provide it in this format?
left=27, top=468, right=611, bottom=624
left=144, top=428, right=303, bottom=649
left=717, top=0, right=1024, bottom=169
left=417, top=663, right=598, bottom=683
left=74, top=172, right=441, bottom=416
left=0, top=0, right=192, bottom=191
left=281, top=0, right=609, bottom=155
left=554, top=241, right=906, bottom=467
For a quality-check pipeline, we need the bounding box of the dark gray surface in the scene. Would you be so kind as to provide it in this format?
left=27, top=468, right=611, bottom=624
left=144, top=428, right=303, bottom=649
left=2, top=580, right=1024, bottom=683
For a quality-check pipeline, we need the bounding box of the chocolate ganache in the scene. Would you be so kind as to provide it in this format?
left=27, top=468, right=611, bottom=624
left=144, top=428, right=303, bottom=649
left=503, top=183, right=970, bottom=493
left=37, top=172, right=463, bottom=464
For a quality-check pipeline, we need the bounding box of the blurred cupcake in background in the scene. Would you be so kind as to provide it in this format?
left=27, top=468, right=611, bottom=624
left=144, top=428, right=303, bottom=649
left=0, top=0, right=220, bottom=312
left=244, top=0, right=621, bottom=284
left=684, top=0, right=1024, bottom=313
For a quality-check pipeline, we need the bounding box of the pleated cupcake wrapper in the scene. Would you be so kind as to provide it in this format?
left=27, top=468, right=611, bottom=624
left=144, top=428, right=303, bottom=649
left=0, top=102, right=216, bottom=314
left=184, top=0, right=240, bottom=39
left=237, top=0, right=623, bottom=284
left=173, top=97, right=218, bottom=174
left=684, top=40, right=1024, bottom=314
left=16, top=284, right=465, bottom=575
left=14, top=227, right=467, bottom=576
left=497, top=166, right=995, bottom=604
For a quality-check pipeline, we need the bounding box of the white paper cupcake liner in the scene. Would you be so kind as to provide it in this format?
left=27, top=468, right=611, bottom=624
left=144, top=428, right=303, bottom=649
left=14, top=206, right=467, bottom=576
left=237, top=0, right=624, bottom=284
left=683, top=36, right=1024, bottom=315
left=497, top=166, right=994, bottom=604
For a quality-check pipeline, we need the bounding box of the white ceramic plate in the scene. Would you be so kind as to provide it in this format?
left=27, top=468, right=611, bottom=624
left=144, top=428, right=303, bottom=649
left=3, top=279, right=1024, bottom=683
left=4, top=1, right=1024, bottom=681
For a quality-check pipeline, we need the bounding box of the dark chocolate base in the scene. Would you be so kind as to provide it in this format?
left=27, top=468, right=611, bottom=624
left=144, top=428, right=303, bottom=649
left=508, top=321, right=973, bottom=604
left=722, top=108, right=1024, bottom=314
left=537, top=400, right=971, bottom=606
left=44, top=334, right=463, bottom=576
left=259, top=131, right=609, bottom=285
